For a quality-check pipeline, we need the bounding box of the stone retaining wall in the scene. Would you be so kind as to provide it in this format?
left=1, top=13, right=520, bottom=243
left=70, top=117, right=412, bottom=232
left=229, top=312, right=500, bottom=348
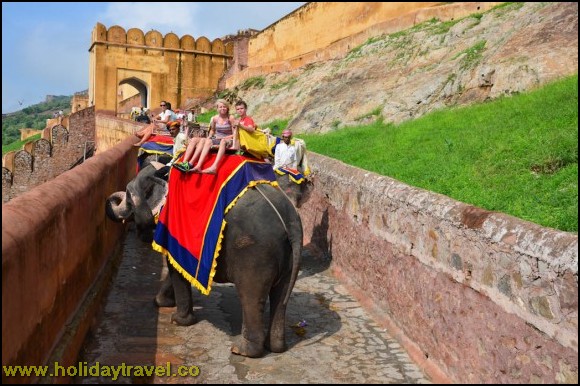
left=298, top=153, right=578, bottom=383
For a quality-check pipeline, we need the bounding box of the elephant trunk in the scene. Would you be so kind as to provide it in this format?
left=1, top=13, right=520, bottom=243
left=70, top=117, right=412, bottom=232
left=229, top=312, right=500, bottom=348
left=105, top=191, right=133, bottom=222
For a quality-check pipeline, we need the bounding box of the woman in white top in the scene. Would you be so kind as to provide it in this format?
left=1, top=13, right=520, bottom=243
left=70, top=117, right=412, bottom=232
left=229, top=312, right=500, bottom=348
left=134, top=101, right=177, bottom=146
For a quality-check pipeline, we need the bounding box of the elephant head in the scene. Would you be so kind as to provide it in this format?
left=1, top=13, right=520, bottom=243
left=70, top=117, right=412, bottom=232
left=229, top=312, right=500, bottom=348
left=275, top=172, right=313, bottom=208
left=106, top=161, right=168, bottom=242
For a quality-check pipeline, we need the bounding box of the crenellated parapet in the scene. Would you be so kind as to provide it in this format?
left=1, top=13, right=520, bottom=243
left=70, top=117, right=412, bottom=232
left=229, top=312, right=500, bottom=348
left=90, top=23, right=232, bottom=58
left=2, top=107, right=96, bottom=203
left=89, top=23, right=233, bottom=115
left=72, top=91, right=90, bottom=113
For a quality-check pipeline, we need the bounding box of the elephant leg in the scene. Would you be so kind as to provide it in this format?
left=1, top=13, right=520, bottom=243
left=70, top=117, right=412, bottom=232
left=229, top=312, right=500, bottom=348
left=266, top=278, right=291, bottom=353
left=231, top=288, right=268, bottom=358
left=154, top=262, right=176, bottom=307
left=167, top=260, right=196, bottom=326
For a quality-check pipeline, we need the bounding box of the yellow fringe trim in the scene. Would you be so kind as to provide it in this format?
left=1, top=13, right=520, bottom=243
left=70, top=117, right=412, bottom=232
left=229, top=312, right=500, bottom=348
left=274, top=168, right=305, bottom=184
left=152, top=241, right=212, bottom=295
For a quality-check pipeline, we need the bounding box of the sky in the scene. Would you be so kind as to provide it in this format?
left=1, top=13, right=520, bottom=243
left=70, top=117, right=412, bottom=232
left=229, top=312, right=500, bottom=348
left=1, top=2, right=305, bottom=114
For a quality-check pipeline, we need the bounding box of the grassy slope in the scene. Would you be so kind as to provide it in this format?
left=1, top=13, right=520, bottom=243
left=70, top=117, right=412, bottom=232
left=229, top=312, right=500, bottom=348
left=301, top=75, right=578, bottom=232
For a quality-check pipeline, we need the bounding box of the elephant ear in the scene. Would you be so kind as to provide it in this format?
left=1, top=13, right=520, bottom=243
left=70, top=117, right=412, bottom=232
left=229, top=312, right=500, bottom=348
left=144, top=174, right=169, bottom=216
left=127, top=164, right=169, bottom=219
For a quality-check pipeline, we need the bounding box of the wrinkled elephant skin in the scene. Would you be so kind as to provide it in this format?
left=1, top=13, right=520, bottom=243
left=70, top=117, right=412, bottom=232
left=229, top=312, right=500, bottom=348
left=107, top=169, right=303, bottom=358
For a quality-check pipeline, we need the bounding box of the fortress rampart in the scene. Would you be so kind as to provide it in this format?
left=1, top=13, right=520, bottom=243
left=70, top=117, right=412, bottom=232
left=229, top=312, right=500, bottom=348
left=299, top=153, right=577, bottom=383
left=225, top=2, right=501, bottom=88
left=2, top=108, right=96, bottom=204
left=89, top=23, right=233, bottom=115
left=2, top=138, right=136, bottom=383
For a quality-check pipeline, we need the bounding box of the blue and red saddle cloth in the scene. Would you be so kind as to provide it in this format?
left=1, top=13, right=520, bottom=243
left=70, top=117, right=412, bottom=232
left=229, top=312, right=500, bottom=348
left=152, top=152, right=277, bottom=295
left=136, top=134, right=175, bottom=170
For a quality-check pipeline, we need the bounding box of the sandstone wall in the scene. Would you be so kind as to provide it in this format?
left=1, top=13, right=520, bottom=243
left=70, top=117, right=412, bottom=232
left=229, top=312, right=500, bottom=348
left=299, top=153, right=578, bottom=383
left=2, top=108, right=96, bottom=204
left=95, top=113, right=145, bottom=154
left=72, top=92, right=90, bottom=113
left=89, top=23, right=233, bottom=115
left=19, top=129, right=43, bottom=141
left=226, top=2, right=501, bottom=88
left=2, top=138, right=137, bottom=383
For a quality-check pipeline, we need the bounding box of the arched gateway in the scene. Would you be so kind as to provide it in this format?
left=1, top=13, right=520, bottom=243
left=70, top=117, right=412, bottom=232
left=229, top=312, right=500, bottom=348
left=89, top=23, right=233, bottom=116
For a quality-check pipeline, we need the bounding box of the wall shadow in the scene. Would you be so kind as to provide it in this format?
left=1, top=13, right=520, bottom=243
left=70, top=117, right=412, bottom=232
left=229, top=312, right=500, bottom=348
left=300, top=207, right=332, bottom=279
left=75, top=225, right=162, bottom=383
left=196, top=284, right=342, bottom=355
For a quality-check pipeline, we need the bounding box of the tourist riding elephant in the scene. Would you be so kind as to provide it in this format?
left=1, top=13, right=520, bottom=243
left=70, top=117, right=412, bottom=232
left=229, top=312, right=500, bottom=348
left=105, top=164, right=303, bottom=358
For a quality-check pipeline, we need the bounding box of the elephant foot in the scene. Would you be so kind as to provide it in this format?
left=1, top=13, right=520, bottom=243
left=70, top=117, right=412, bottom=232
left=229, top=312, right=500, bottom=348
left=265, top=339, right=287, bottom=353
left=154, top=294, right=176, bottom=308
left=231, top=336, right=264, bottom=358
left=170, top=312, right=197, bottom=326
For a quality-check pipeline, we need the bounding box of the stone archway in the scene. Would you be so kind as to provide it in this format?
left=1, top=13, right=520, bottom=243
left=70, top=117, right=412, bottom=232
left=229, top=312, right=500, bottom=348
left=88, top=23, right=233, bottom=117
left=118, top=76, right=149, bottom=119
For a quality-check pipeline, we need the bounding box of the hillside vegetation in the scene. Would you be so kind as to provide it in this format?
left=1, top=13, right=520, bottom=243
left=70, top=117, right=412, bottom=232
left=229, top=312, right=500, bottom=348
left=231, top=2, right=577, bottom=233
left=2, top=96, right=71, bottom=146
left=301, top=75, right=578, bottom=232
left=237, top=2, right=577, bottom=134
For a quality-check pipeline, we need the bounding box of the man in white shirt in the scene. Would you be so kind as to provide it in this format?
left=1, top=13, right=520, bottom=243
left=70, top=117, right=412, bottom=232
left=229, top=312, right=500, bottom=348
left=187, top=108, right=197, bottom=123
left=274, top=129, right=297, bottom=170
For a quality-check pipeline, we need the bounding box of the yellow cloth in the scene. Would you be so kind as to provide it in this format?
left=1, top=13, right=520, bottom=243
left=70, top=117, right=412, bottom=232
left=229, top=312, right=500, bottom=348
left=238, top=129, right=274, bottom=159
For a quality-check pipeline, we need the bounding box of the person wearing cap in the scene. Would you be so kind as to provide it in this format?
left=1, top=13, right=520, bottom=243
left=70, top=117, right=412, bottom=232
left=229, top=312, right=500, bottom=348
left=274, top=129, right=298, bottom=171
left=168, top=121, right=187, bottom=160
left=187, top=108, right=197, bottom=123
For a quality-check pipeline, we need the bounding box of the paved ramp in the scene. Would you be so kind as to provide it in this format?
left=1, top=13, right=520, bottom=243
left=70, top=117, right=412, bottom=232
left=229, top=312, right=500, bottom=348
left=77, top=230, right=431, bottom=383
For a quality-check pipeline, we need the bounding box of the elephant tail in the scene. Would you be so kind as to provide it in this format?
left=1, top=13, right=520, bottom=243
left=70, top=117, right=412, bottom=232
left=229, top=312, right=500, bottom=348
left=255, top=184, right=303, bottom=306
left=283, top=216, right=303, bottom=306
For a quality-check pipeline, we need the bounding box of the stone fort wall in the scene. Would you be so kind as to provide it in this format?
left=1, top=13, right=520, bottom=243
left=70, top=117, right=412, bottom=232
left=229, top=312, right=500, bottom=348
left=299, top=153, right=577, bottom=383
left=225, top=2, right=502, bottom=88
left=89, top=23, right=234, bottom=115
left=2, top=137, right=136, bottom=383
left=2, top=108, right=96, bottom=204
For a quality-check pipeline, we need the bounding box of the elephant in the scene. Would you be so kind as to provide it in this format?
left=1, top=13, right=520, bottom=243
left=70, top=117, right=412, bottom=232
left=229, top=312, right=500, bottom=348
left=106, top=162, right=304, bottom=358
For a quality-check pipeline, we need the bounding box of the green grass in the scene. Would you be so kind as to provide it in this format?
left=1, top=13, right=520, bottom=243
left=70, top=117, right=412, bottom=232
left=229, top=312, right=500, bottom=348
left=196, top=109, right=216, bottom=123
left=454, top=40, right=487, bottom=70
left=271, top=76, right=298, bottom=90
left=240, top=76, right=265, bottom=90
left=2, top=134, right=42, bottom=155
left=301, top=75, right=578, bottom=232
left=260, top=118, right=291, bottom=136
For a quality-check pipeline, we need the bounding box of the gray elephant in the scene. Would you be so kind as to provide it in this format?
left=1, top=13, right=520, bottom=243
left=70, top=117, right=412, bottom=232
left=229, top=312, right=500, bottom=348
left=106, top=163, right=304, bottom=358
